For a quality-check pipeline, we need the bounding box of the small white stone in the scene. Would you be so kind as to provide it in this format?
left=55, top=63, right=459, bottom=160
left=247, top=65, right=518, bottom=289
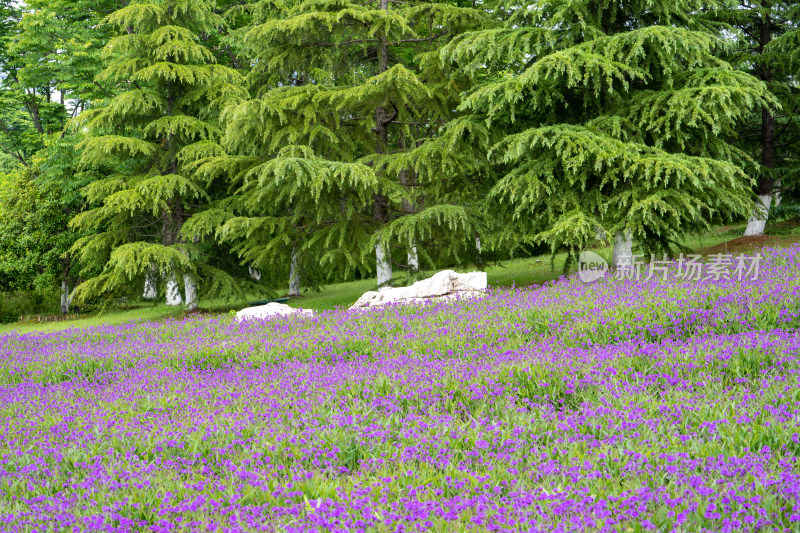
left=236, top=302, right=314, bottom=322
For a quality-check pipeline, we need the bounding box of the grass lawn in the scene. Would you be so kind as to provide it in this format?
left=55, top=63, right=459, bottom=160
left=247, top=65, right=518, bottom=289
left=3, top=223, right=797, bottom=335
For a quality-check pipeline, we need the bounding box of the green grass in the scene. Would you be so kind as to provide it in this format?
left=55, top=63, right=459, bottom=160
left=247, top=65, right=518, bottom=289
left=0, top=305, right=187, bottom=335
left=0, top=224, right=767, bottom=335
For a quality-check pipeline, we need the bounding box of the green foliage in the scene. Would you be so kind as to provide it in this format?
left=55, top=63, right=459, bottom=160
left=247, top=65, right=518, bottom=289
left=0, top=0, right=118, bottom=315
left=440, top=0, right=774, bottom=262
left=712, top=1, right=800, bottom=203
left=2, top=0, right=796, bottom=308
left=71, top=0, right=250, bottom=306
left=0, top=135, right=91, bottom=295
left=196, top=0, right=492, bottom=290
left=0, top=288, right=61, bottom=324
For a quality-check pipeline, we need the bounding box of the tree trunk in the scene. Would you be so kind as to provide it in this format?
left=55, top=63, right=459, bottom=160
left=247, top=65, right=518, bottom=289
left=612, top=230, right=633, bottom=269
left=407, top=245, right=419, bottom=273
left=744, top=194, right=772, bottom=236
left=61, top=280, right=70, bottom=314
left=183, top=274, right=198, bottom=311
left=398, top=161, right=419, bottom=274
left=162, top=204, right=185, bottom=306
left=376, top=242, right=392, bottom=287
left=373, top=192, right=392, bottom=287
left=289, top=247, right=301, bottom=297
left=372, top=0, right=393, bottom=288
left=143, top=268, right=158, bottom=299
left=60, top=257, right=73, bottom=314
left=249, top=266, right=261, bottom=281
left=165, top=273, right=183, bottom=306
left=745, top=13, right=776, bottom=237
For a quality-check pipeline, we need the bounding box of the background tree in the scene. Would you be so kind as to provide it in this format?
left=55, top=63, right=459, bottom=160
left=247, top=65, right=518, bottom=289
left=0, top=135, right=91, bottom=313
left=69, top=0, right=248, bottom=309
left=191, top=0, right=487, bottom=294
left=0, top=0, right=118, bottom=312
left=440, top=0, right=775, bottom=267
left=716, top=1, right=800, bottom=236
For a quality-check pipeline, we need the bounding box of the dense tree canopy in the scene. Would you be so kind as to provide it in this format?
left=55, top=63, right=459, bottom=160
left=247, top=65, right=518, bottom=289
left=715, top=1, right=800, bottom=235
left=0, top=0, right=797, bottom=312
left=0, top=0, right=118, bottom=311
left=440, top=0, right=776, bottom=265
left=191, top=0, right=489, bottom=294
left=69, top=0, right=248, bottom=309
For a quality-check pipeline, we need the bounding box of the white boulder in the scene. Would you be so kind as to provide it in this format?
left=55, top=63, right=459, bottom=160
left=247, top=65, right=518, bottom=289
left=350, top=270, right=487, bottom=309
left=236, top=302, right=314, bottom=322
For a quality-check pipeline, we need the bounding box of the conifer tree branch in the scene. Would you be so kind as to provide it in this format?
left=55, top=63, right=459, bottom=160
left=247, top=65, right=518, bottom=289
left=313, top=39, right=379, bottom=47
left=395, top=32, right=447, bottom=44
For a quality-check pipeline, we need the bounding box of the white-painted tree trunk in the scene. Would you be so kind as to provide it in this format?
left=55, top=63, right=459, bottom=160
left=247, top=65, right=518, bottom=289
left=744, top=194, right=772, bottom=237
left=376, top=242, right=392, bottom=287
left=249, top=266, right=261, bottom=281
left=165, top=272, right=183, bottom=306
left=61, top=281, right=71, bottom=314
left=407, top=245, right=419, bottom=273
left=143, top=269, right=158, bottom=300
left=289, top=248, right=301, bottom=297
left=612, top=230, right=633, bottom=269
left=475, top=237, right=482, bottom=253
left=183, top=274, right=198, bottom=311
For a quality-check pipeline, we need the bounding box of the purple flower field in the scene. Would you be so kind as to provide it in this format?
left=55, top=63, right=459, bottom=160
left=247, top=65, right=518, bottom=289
left=2, top=248, right=800, bottom=532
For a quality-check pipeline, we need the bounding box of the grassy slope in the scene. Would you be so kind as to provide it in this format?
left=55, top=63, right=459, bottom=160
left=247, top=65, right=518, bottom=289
left=3, top=224, right=797, bottom=335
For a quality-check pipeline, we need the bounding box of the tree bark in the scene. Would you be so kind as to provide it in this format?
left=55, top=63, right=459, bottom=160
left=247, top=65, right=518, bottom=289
left=162, top=204, right=184, bottom=306
left=744, top=194, right=772, bottom=236
left=612, top=230, right=633, bottom=269
left=398, top=168, right=419, bottom=273
left=376, top=242, right=392, bottom=287
left=165, top=272, right=183, bottom=306
left=61, top=280, right=70, bottom=314
left=183, top=274, right=198, bottom=311
left=60, top=257, right=74, bottom=314
left=407, top=245, right=419, bottom=273
left=289, top=247, right=301, bottom=297
left=746, top=12, right=776, bottom=236
left=372, top=0, right=394, bottom=288
left=143, top=268, right=158, bottom=299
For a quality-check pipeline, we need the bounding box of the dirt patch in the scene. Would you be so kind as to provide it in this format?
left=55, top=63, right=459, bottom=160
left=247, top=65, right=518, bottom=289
left=699, top=234, right=800, bottom=255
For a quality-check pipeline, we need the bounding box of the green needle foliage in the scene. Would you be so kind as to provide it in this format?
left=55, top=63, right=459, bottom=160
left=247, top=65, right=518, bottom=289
left=714, top=1, right=800, bottom=212
left=69, top=0, right=249, bottom=308
left=440, top=0, right=776, bottom=264
left=191, top=0, right=489, bottom=291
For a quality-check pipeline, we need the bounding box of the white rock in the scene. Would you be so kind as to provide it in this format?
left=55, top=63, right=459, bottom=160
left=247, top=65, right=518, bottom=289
left=350, top=270, right=487, bottom=309
left=236, top=302, right=314, bottom=322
